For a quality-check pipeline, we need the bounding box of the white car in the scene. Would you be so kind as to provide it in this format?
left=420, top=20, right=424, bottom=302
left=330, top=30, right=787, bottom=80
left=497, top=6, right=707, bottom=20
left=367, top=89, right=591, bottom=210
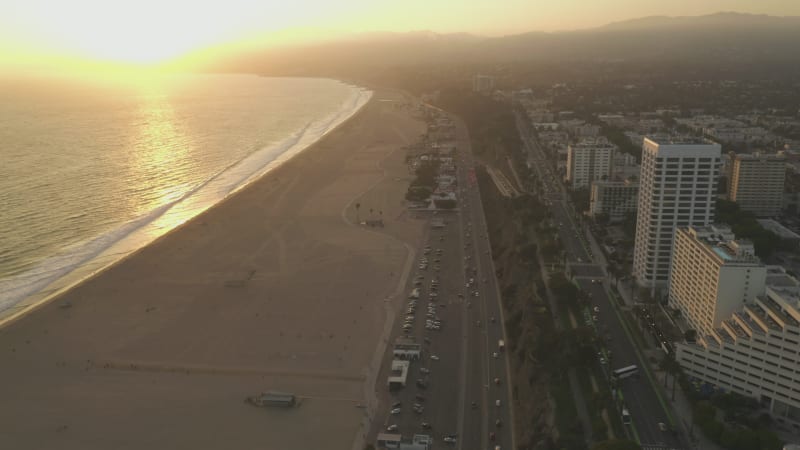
left=420, top=367, right=430, bottom=374
left=430, top=355, right=440, bottom=361
left=387, top=424, right=398, bottom=432
left=391, top=408, right=401, bottom=415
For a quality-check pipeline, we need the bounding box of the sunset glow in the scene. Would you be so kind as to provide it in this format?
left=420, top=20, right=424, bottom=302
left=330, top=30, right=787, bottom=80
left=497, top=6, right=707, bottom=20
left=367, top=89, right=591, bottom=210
left=1, top=0, right=800, bottom=69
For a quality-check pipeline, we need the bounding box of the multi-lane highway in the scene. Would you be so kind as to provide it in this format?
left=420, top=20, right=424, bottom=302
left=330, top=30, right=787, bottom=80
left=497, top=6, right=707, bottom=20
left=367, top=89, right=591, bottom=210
left=517, top=113, right=684, bottom=449
left=372, top=108, right=514, bottom=450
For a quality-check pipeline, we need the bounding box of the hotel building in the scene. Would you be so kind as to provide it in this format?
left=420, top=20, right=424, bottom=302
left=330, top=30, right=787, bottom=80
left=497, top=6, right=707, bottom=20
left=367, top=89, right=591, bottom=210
left=670, top=226, right=800, bottom=424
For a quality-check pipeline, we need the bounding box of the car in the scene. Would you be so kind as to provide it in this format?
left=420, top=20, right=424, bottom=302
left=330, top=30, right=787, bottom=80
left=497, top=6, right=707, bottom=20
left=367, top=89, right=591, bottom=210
left=423, top=337, right=431, bottom=344
left=443, top=437, right=457, bottom=444
left=494, top=377, right=501, bottom=385
left=593, top=306, right=600, bottom=313
left=421, top=422, right=432, bottom=430
left=392, top=401, right=402, bottom=408
left=420, top=367, right=430, bottom=374
left=390, top=408, right=401, bottom=415
left=490, top=316, right=496, bottom=323
left=492, top=352, right=498, bottom=358
left=495, top=399, right=501, bottom=407
left=496, top=419, right=502, bottom=427
left=658, top=422, right=668, bottom=432
left=413, top=406, right=424, bottom=414
left=415, top=394, right=426, bottom=402
left=387, top=424, right=398, bottom=432
left=430, top=355, right=440, bottom=361
left=416, top=379, right=428, bottom=389
left=599, top=357, right=607, bottom=365
left=403, top=324, right=413, bottom=329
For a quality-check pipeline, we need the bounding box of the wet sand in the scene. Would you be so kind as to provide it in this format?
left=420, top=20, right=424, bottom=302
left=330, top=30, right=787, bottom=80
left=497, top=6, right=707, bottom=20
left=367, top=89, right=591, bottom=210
left=0, top=90, right=426, bottom=449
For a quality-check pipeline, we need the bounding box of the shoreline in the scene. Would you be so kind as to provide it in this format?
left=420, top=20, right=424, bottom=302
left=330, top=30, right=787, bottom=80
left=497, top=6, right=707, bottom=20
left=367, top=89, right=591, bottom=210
left=0, top=83, right=372, bottom=330
left=0, top=88, right=426, bottom=450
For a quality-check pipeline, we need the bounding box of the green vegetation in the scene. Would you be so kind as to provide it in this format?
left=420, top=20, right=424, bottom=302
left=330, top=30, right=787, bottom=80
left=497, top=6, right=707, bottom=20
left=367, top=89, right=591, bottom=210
left=677, top=375, right=783, bottom=450
left=601, top=125, right=641, bottom=161
left=435, top=88, right=521, bottom=156
left=715, top=200, right=781, bottom=258
left=405, top=159, right=441, bottom=202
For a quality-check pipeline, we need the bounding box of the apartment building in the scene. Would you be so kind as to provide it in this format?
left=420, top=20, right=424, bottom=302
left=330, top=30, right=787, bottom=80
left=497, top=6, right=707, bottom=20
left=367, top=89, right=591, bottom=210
left=566, top=138, right=616, bottom=189
left=675, top=263, right=800, bottom=424
left=589, top=179, right=639, bottom=221
left=728, top=152, right=786, bottom=217
left=632, top=137, right=721, bottom=288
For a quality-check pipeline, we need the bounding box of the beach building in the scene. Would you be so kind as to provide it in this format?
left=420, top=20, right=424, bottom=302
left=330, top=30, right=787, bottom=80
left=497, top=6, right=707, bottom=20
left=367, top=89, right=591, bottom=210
left=566, top=138, right=616, bottom=189
left=728, top=152, right=786, bottom=217
left=388, top=360, right=410, bottom=389
left=377, top=433, right=402, bottom=449
left=632, top=137, right=721, bottom=288
left=393, top=337, right=422, bottom=360
left=247, top=391, right=297, bottom=408
left=589, top=179, right=639, bottom=221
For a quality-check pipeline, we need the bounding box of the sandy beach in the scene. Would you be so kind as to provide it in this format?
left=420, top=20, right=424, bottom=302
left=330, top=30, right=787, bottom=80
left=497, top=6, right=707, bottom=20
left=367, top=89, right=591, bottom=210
left=0, top=89, right=426, bottom=449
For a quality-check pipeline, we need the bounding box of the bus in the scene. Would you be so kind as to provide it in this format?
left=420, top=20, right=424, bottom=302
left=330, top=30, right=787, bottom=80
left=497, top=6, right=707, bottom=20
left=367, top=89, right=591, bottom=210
left=612, top=365, right=638, bottom=380
left=621, top=408, right=631, bottom=425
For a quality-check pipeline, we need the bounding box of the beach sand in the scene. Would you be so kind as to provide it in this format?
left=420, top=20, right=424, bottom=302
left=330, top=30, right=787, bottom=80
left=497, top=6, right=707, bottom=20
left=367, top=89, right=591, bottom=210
left=0, top=90, right=426, bottom=449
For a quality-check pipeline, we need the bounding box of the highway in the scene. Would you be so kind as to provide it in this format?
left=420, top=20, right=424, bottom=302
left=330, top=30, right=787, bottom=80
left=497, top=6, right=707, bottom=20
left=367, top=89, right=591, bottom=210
left=372, top=108, right=513, bottom=450
left=517, top=113, right=684, bottom=449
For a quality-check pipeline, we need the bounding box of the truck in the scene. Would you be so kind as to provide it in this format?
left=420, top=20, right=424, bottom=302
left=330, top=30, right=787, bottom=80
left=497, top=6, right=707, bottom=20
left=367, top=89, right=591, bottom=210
left=498, top=340, right=505, bottom=351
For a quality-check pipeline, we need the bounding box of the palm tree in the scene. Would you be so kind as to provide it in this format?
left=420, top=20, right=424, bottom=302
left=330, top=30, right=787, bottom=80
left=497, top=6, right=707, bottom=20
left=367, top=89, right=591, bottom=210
left=355, top=203, right=361, bottom=222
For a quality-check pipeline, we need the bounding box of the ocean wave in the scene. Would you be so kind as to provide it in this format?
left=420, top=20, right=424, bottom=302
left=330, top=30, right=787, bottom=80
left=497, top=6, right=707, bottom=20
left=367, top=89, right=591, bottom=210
left=0, top=82, right=373, bottom=314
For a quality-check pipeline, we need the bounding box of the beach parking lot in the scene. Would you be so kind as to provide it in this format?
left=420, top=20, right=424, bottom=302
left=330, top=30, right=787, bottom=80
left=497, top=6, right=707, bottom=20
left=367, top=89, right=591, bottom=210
left=0, top=90, right=426, bottom=450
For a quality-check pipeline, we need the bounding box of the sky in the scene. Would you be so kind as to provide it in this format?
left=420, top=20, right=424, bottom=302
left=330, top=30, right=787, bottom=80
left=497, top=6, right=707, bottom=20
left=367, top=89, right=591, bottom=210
left=1, top=0, right=799, bottom=67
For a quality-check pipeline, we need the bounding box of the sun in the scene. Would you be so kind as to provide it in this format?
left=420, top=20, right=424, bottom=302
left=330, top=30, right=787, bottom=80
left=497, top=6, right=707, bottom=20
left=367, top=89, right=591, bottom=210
left=6, top=1, right=266, bottom=66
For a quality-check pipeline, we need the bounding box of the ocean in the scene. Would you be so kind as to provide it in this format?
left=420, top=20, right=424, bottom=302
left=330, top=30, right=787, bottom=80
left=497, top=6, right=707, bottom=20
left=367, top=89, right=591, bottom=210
left=0, top=73, right=371, bottom=316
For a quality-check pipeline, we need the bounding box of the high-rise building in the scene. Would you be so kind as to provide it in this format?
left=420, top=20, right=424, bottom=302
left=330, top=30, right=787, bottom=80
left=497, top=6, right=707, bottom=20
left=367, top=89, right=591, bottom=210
left=671, top=231, right=800, bottom=426
left=632, top=137, right=721, bottom=288
left=669, top=225, right=766, bottom=339
left=566, top=138, right=616, bottom=189
left=589, top=179, right=639, bottom=221
left=471, top=75, right=495, bottom=93
left=727, top=152, right=786, bottom=217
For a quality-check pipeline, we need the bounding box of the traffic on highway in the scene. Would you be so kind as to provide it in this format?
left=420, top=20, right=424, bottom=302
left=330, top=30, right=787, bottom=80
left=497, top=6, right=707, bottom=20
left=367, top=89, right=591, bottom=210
left=373, top=109, right=513, bottom=450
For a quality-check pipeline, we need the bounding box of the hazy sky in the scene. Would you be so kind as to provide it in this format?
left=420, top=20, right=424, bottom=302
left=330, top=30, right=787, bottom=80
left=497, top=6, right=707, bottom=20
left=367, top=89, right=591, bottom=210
left=1, top=0, right=799, bottom=65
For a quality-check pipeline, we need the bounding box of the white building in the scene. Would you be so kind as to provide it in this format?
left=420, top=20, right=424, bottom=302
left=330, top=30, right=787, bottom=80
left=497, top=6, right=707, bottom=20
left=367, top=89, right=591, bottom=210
left=589, top=180, right=639, bottom=221
left=566, top=138, right=616, bottom=189
left=632, top=137, right=721, bottom=288
left=675, top=264, right=800, bottom=425
left=728, top=152, right=786, bottom=217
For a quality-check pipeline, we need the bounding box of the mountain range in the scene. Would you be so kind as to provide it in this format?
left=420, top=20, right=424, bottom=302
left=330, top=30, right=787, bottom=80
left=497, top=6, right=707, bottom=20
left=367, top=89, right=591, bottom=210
left=189, top=13, right=800, bottom=75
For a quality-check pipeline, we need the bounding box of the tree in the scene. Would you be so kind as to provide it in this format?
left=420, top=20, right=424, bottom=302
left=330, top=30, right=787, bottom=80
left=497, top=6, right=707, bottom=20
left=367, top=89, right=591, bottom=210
left=355, top=202, right=361, bottom=222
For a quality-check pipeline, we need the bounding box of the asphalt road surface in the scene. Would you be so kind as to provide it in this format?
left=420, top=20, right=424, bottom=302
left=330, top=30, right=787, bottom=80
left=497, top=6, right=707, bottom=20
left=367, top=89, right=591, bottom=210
left=373, top=110, right=514, bottom=450
left=518, top=114, right=684, bottom=449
